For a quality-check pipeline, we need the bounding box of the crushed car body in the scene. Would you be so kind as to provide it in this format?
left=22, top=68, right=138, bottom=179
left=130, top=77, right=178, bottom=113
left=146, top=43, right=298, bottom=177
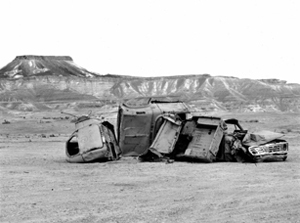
left=65, top=116, right=121, bottom=163
left=64, top=97, right=289, bottom=163
left=117, top=97, right=191, bottom=156
left=138, top=115, right=288, bottom=163
left=176, top=116, right=226, bottom=162
left=140, top=115, right=227, bottom=162
left=216, top=119, right=288, bottom=162
left=242, top=130, right=288, bottom=162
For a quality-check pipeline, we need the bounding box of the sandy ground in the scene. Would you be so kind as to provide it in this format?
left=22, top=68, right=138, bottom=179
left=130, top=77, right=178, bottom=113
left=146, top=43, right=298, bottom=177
left=0, top=111, right=300, bottom=223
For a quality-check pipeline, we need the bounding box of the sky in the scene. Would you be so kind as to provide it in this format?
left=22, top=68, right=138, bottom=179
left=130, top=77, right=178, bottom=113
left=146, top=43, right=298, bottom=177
left=0, top=0, right=299, bottom=84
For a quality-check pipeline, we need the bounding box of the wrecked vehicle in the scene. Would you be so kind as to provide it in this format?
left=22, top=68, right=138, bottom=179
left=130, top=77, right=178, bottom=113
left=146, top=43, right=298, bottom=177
left=138, top=115, right=288, bottom=163
left=64, top=97, right=288, bottom=163
left=65, top=115, right=121, bottom=163
left=217, top=119, right=288, bottom=162
left=141, top=115, right=227, bottom=162
left=117, top=97, right=191, bottom=156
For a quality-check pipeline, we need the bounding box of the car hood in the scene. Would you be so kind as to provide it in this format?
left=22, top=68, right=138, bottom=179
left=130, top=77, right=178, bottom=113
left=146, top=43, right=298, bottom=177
left=242, top=130, right=284, bottom=147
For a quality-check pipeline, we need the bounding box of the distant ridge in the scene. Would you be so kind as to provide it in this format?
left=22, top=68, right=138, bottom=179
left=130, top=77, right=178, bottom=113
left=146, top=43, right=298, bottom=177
left=0, top=55, right=299, bottom=112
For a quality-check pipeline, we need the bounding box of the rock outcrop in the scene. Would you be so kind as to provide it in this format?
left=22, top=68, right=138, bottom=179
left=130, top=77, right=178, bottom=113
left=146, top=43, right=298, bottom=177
left=0, top=56, right=299, bottom=112
left=0, top=55, right=97, bottom=79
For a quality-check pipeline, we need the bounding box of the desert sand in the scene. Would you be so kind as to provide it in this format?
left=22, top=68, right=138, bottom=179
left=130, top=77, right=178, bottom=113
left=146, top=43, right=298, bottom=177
left=1, top=111, right=300, bottom=223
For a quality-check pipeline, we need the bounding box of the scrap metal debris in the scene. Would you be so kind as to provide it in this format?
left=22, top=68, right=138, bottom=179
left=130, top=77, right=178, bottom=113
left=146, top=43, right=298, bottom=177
left=65, top=114, right=121, bottom=163
left=64, top=99, right=289, bottom=163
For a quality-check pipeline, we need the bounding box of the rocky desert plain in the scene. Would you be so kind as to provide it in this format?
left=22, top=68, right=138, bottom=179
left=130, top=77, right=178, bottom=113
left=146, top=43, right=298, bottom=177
left=0, top=56, right=300, bottom=223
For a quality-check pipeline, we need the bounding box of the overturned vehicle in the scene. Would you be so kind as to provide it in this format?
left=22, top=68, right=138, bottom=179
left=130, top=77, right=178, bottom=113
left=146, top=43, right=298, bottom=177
left=64, top=97, right=190, bottom=163
left=217, top=119, right=288, bottom=162
left=65, top=97, right=288, bottom=163
left=138, top=114, right=288, bottom=163
left=65, top=115, right=121, bottom=163
left=116, top=98, right=288, bottom=162
left=117, top=97, right=191, bottom=156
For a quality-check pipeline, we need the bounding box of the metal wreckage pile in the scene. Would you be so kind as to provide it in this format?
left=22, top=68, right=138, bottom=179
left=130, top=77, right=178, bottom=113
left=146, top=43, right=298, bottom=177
left=65, top=99, right=288, bottom=163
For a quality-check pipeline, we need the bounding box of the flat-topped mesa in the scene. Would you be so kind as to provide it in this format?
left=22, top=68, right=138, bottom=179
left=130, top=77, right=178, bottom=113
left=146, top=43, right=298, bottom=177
left=15, top=55, right=73, bottom=61
left=0, top=55, right=97, bottom=79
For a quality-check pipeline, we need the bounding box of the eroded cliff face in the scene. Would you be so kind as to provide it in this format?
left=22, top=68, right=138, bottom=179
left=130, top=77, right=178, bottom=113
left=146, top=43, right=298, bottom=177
left=0, top=75, right=118, bottom=111
left=110, top=75, right=300, bottom=112
left=0, top=56, right=299, bottom=112
left=1, top=74, right=299, bottom=112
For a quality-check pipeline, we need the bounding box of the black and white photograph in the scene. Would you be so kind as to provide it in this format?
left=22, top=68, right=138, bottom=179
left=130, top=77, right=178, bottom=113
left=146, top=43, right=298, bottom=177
left=0, top=0, right=299, bottom=222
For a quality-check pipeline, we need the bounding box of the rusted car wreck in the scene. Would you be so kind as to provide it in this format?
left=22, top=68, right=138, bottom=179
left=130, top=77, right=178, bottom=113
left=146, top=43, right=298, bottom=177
left=65, top=98, right=288, bottom=163
left=65, top=115, right=121, bottom=163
